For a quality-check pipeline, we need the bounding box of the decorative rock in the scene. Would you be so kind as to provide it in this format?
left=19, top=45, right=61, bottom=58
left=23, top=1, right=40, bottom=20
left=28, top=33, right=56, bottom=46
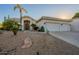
left=21, top=37, right=32, bottom=48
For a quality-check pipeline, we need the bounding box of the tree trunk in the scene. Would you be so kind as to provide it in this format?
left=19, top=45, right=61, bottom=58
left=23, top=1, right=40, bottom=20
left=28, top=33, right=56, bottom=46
left=20, top=9, right=23, bottom=31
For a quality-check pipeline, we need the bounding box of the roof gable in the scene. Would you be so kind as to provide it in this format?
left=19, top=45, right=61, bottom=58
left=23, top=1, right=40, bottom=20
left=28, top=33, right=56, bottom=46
left=22, top=16, right=36, bottom=21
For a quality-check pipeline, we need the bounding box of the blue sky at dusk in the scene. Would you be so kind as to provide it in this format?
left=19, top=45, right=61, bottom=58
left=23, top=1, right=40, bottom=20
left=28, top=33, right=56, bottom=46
left=0, top=4, right=79, bottom=22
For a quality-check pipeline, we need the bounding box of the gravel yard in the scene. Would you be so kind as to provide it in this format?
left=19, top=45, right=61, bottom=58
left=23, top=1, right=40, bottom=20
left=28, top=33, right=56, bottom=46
left=0, top=31, right=79, bottom=55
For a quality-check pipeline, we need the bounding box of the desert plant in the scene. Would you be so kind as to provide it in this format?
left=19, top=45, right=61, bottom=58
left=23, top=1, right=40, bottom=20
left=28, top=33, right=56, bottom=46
left=31, top=23, right=36, bottom=28
left=11, top=23, right=19, bottom=35
left=34, top=26, right=39, bottom=31
left=39, top=26, right=45, bottom=32
left=0, top=23, right=3, bottom=30
left=31, top=24, right=38, bottom=31
left=3, top=20, right=13, bottom=30
left=2, top=20, right=19, bottom=35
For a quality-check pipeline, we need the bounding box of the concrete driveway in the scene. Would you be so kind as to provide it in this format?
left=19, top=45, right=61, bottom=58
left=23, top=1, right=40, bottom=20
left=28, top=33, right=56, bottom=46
left=49, top=32, right=79, bottom=48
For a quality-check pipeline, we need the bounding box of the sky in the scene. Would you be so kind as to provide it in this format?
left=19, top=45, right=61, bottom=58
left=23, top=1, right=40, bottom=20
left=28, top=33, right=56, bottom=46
left=0, top=4, right=79, bottom=23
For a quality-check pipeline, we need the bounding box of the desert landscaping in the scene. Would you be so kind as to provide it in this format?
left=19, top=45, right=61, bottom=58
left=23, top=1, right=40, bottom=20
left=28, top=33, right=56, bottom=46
left=0, top=31, right=79, bottom=55
left=0, top=4, right=79, bottom=55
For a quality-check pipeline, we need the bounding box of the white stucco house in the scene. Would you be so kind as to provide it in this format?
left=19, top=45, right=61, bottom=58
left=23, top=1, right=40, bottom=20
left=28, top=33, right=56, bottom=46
left=36, top=16, right=71, bottom=32
left=36, top=16, right=79, bottom=32
left=7, top=15, right=79, bottom=32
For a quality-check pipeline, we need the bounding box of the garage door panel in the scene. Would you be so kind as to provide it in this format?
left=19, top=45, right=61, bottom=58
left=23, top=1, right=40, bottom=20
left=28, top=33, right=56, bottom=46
left=45, top=23, right=70, bottom=32
left=60, top=24, right=70, bottom=31
left=45, top=23, right=60, bottom=31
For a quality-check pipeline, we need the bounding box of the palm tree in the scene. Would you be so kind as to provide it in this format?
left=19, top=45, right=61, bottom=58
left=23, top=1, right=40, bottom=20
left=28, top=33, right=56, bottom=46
left=14, top=4, right=27, bottom=30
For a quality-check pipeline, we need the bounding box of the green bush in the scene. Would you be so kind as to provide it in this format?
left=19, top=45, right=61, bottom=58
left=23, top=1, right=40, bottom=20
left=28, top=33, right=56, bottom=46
left=3, top=20, right=19, bottom=31
left=34, top=26, right=39, bottom=30
left=39, top=26, right=45, bottom=32
left=31, top=24, right=36, bottom=28
left=31, top=23, right=38, bottom=31
left=0, top=27, right=4, bottom=30
left=2, top=20, right=19, bottom=35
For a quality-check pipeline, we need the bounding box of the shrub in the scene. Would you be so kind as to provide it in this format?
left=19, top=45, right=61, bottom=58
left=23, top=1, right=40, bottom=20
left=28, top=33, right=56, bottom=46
left=2, top=20, right=19, bottom=35
left=31, top=23, right=38, bottom=31
left=0, top=27, right=4, bottom=30
left=0, top=23, right=3, bottom=30
left=31, top=24, right=36, bottom=28
left=39, top=26, right=45, bottom=32
left=3, top=20, right=19, bottom=31
left=34, top=26, right=39, bottom=30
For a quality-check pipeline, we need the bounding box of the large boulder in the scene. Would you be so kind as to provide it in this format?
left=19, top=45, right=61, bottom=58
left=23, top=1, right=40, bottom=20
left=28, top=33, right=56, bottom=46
left=21, top=37, right=32, bottom=48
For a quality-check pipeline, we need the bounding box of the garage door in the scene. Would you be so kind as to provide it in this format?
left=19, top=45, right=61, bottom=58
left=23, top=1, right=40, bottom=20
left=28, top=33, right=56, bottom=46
left=44, top=23, right=60, bottom=31
left=44, top=23, right=70, bottom=32
left=60, top=24, right=70, bottom=31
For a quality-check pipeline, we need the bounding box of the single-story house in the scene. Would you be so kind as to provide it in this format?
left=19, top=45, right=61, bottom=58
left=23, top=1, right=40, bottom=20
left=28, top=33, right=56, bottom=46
left=36, top=16, right=72, bottom=32
left=5, top=15, right=79, bottom=32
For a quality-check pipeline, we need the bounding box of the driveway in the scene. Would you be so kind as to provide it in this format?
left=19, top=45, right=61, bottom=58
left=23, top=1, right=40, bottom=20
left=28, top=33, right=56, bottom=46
left=49, top=32, right=79, bottom=48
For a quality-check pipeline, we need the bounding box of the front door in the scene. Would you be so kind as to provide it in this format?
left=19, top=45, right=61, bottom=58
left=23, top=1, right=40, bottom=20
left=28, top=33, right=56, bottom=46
left=24, top=20, right=30, bottom=30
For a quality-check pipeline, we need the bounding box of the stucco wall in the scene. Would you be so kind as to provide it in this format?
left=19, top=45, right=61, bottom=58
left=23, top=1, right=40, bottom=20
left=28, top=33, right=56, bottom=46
left=70, top=18, right=79, bottom=31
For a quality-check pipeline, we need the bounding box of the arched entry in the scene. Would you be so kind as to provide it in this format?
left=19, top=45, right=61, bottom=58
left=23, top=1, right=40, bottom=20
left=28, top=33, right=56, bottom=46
left=24, top=20, right=30, bottom=30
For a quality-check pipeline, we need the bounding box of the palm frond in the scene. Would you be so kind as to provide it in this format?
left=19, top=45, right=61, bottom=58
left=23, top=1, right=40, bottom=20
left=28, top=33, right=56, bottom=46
left=14, top=4, right=21, bottom=11
left=14, top=6, right=17, bottom=11
left=21, top=8, right=27, bottom=13
left=16, top=4, right=21, bottom=8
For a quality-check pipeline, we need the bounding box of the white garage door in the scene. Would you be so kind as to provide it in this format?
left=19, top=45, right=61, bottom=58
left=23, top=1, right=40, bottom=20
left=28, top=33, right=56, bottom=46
left=60, top=24, right=70, bottom=31
left=44, top=23, right=60, bottom=31
left=44, top=23, right=70, bottom=32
